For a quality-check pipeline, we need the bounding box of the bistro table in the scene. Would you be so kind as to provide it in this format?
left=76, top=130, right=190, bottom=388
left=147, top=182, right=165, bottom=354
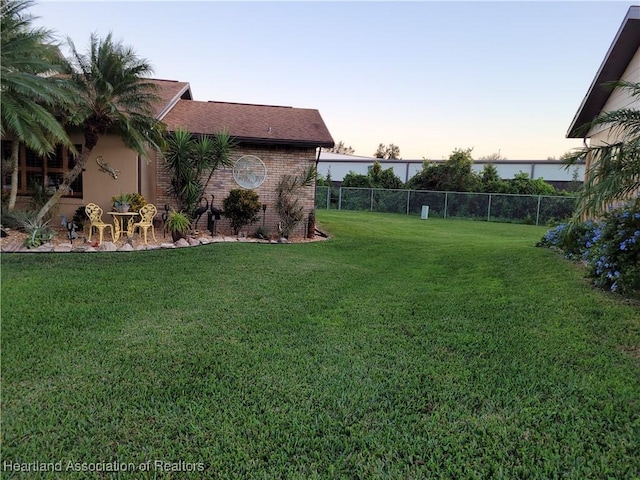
left=108, top=211, right=139, bottom=242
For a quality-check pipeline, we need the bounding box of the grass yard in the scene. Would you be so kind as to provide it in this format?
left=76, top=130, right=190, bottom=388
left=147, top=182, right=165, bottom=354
left=2, top=210, right=639, bottom=479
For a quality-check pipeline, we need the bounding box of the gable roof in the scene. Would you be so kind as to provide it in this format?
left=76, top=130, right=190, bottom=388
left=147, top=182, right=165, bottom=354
left=567, top=6, right=640, bottom=138
left=147, top=79, right=192, bottom=119
left=162, top=99, right=334, bottom=148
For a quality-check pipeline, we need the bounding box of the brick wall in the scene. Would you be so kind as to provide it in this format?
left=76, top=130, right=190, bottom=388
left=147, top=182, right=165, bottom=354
left=155, top=144, right=318, bottom=238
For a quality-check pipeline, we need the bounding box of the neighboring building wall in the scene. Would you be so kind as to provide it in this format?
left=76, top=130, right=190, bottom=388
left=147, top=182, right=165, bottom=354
left=155, top=144, right=318, bottom=237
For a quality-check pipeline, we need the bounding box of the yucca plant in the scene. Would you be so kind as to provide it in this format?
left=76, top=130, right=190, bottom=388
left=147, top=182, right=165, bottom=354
left=275, top=166, right=316, bottom=238
left=22, top=217, right=55, bottom=248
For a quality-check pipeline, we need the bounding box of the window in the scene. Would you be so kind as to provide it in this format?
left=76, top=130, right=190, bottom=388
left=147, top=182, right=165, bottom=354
left=1, top=141, right=83, bottom=197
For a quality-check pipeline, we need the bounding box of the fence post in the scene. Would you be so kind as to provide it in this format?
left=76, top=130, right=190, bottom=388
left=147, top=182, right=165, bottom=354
left=370, top=188, right=374, bottom=212
left=326, top=186, right=330, bottom=210
left=338, top=187, right=342, bottom=210
left=536, top=195, right=542, bottom=226
left=444, top=192, right=449, bottom=219
left=406, top=190, right=410, bottom=215
left=487, top=193, right=492, bottom=222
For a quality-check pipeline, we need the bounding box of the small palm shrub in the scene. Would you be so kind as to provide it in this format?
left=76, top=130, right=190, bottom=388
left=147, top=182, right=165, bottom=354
left=223, top=189, right=262, bottom=235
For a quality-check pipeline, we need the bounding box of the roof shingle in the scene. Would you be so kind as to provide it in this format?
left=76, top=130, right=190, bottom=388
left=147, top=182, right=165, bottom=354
left=147, top=79, right=192, bottom=119
left=162, top=99, right=334, bottom=148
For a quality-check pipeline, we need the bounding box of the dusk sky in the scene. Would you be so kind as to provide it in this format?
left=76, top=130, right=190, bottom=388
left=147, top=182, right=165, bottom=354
left=32, top=1, right=633, bottom=160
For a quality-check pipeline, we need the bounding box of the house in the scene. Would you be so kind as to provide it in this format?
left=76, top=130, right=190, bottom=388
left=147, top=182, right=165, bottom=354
left=566, top=6, right=640, bottom=177
left=3, top=79, right=334, bottom=236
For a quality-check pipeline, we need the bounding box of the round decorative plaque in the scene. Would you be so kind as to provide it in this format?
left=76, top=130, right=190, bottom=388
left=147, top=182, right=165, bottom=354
left=232, top=155, right=267, bottom=189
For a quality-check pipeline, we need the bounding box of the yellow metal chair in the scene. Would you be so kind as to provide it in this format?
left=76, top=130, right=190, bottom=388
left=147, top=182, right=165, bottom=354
left=85, top=203, right=113, bottom=245
left=132, top=203, right=157, bottom=244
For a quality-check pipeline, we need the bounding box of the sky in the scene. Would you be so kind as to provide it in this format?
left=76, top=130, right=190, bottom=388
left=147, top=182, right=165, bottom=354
left=31, top=1, right=635, bottom=160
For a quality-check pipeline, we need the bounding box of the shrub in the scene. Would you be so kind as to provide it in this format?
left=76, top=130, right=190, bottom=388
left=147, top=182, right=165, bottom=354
left=537, top=200, right=640, bottom=297
left=535, top=220, right=599, bottom=259
left=165, top=209, right=191, bottom=241
left=584, top=202, right=640, bottom=296
left=275, top=167, right=315, bottom=238
left=223, top=189, right=262, bottom=235
left=22, top=218, right=56, bottom=249
left=342, top=171, right=372, bottom=188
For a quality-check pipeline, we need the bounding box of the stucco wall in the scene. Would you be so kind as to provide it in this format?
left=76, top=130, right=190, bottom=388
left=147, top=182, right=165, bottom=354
left=22, top=134, right=141, bottom=221
left=154, top=144, right=318, bottom=238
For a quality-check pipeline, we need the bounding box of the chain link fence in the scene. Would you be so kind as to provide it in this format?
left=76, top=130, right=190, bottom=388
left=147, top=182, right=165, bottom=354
left=315, top=186, right=576, bottom=225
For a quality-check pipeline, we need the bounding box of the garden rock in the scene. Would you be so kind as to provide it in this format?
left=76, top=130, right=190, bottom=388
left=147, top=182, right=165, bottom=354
left=35, top=243, right=54, bottom=252
left=175, top=238, right=190, bottom=248
left=118, top=243, right=134, bottom=252
left=99, top=242, right=117, bottom=252
left=54, top=243, right=73, bottom=253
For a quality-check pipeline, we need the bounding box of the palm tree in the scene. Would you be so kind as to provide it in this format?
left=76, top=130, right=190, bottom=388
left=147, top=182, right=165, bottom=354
left=0, top=0, right=76, bottom=210
left=35, top=32, right=165, bottom=222
left=565, top=81, right=640, bottom=218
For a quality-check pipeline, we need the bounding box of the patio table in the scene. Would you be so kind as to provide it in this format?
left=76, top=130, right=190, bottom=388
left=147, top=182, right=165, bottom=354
left=108, top=211, right=139, bottom=242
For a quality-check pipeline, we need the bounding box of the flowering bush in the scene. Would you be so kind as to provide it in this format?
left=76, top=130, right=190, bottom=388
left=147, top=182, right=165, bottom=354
left=535, top=221, right=599, bottom=260
left=537, top=200, right=640, bottom=297
left=585, top=202, right=640, bottom=296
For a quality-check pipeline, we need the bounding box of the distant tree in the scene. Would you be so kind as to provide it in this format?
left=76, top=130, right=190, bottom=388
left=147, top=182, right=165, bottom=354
left=378, top=168, right=404, bottom=189
left=548, top=152, right=575, bottom=161
left=342, top=170, right=372, bottom=188
left=478, top=152, right=506, bottom=161
left=374, top=143, right=401, bottom=159
left=369, top=160, right=404, bottom=189
left=479, top=164, right=508, bottom=193
left=559, top=151, right=575, bottom=161
left=439, top=148, right=480, bottom=192
left=408, top=148, right=480, bottom=192
left=507, top=172, right=556, bottom=196
left=324, top=140, right=354, bottom=155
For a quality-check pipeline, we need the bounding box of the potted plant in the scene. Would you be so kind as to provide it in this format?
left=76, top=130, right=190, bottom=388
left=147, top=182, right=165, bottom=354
left=112, top=193, right=133, bottom=213
left=165, top=209, right=191, bottom=242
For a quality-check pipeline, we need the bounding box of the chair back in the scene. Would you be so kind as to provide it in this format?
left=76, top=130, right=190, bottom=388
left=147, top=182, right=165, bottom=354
left=138, top=203, right=157, bottom=224
left=85, top=203, right=104, bottom=223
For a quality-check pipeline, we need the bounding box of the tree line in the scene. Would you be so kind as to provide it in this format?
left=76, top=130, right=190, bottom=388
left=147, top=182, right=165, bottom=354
left=319, top=148, right=571, bottom=196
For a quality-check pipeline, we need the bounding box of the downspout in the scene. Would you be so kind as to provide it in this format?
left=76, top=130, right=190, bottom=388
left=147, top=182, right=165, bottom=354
left=315, top=147, right=322, bottom=171
left=137, top=154, right=142, bottom=194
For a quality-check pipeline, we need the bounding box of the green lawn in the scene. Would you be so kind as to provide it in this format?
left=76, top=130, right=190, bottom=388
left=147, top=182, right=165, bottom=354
left=2, top=211, right=639, bottom=479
